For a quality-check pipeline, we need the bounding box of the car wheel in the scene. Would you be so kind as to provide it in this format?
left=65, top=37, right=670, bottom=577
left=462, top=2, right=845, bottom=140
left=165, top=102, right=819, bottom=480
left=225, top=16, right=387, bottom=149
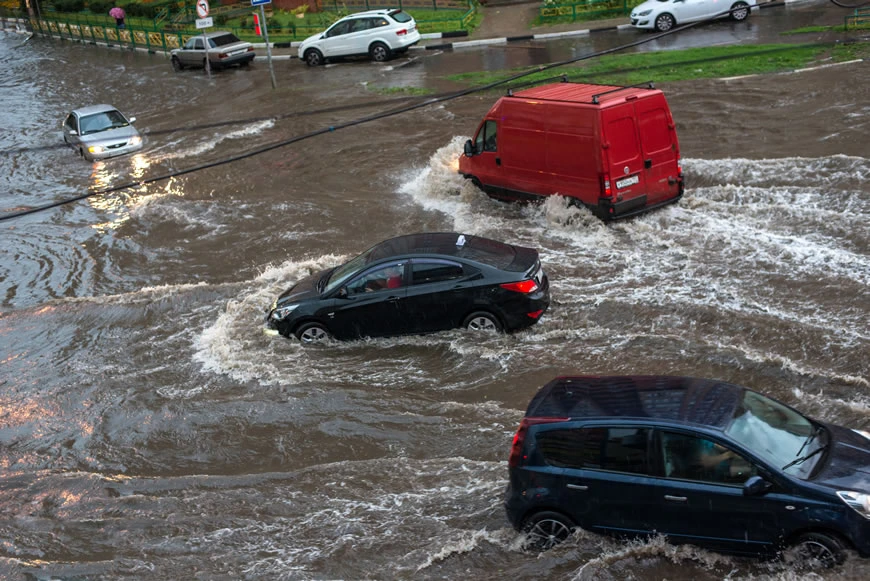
left=304, top=49, right=324, bottom=67
left=788, top=532, right=847, bottom=569
left=462, top=311, right=503, bottom=333
left=655, top=13, right=676, bottom=32
left=369, top=42, right=391, bottom=63
left=294, top=322, right=331, bottom=344
left=521, top=511, right=576, bottom=552
left=171, top=56, right=183, bottom=71
left=730, top=1, right=750, bottom=21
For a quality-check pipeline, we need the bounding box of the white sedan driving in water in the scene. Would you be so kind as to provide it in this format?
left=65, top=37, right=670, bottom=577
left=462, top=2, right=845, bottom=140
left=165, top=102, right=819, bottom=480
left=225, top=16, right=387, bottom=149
left=61, top=105, right=143, bottom=161
left=630, top=0, right=757, bottom=32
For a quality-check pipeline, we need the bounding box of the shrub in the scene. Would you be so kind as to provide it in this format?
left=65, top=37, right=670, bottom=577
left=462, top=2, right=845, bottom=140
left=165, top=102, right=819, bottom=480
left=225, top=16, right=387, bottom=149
left=215, top=13, right=228, bottom=25
left=124, top=2, right=159, bottom=19
left=87, top=0, right=113, bottom=15
left=239, top=16, right=247, bottom=28
left=53, top=0, right=86, bottom=12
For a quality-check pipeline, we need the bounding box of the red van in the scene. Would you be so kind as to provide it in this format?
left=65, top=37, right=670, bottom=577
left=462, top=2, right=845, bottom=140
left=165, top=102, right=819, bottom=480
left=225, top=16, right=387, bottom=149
left=458, top=81, right=684, bottom=220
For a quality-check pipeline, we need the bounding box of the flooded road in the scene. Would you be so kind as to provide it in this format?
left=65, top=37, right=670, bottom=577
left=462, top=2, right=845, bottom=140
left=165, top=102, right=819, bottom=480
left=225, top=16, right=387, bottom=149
left=1, top=21, right=869, bottom=581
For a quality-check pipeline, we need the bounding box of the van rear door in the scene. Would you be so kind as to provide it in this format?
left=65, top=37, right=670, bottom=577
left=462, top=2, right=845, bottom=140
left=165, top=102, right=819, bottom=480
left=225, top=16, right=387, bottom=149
left=634, top=96, right=682, bottom=205
left=601, top=104, right=647, bottom=209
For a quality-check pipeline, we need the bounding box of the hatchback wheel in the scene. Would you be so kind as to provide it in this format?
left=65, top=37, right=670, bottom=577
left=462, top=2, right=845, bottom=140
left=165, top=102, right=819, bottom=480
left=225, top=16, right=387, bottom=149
left=655, top=13, right=675, bottom=32
left=295, top=322, right=330, bottom=344
left=369, top=42, right=391, bottom=62
left=462, top=311, right=502, bottom=333
left=304, top=49, right=324, bottom=67
left=788, top=532, right=847, bottom=569
left=171, top=56, right=183, bottom=71
left=522, top=511, right=576, bottom=551
left=730, top=1, right=750, bottom=21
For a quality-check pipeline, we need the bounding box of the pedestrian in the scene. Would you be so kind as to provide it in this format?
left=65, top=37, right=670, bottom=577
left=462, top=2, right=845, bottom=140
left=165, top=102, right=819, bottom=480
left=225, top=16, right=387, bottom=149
left=109, top=7, right=126, bottom=29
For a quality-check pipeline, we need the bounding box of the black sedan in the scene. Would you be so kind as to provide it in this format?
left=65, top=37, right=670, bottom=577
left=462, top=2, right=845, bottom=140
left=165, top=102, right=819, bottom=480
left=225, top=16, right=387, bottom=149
left=265, top=232, right=550, bottom=343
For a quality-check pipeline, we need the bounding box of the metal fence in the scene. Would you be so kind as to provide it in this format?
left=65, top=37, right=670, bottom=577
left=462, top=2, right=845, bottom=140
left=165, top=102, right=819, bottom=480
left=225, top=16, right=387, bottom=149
left=538, top=0, right=642, bottom=23
left=845, top=7, right=870, bottom=29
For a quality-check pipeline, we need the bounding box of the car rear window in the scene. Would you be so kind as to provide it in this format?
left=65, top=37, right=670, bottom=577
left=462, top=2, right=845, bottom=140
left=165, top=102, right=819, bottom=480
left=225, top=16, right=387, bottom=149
left=537, top=427, right=649, bottom=474
left=389, top=10, right=413, bottom=23
left=211, top=34, right=242, bottom=47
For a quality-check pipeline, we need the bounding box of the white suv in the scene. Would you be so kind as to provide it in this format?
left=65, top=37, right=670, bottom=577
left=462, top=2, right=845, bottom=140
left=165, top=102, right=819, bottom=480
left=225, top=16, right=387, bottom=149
left=298, top=9, right=421, bottom=66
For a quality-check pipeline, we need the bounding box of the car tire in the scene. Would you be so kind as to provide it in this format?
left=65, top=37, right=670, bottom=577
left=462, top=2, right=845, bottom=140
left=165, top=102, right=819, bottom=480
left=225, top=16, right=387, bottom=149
left=788, top=532, right=847, bottom=569
left=521, top=511, right=576, bottom=552
left=171, top=56, right=183, bottom=71
left=462, top=311, right=503, bottom=333
left=655, top=13, right=676, bottom=32
left=294, top=322, right=331, bottom=344
left=369, top=42, right=391, bottom=63
left=730, top=1, right=750, bottom=21
left=304, top=49, right=324, bottom=67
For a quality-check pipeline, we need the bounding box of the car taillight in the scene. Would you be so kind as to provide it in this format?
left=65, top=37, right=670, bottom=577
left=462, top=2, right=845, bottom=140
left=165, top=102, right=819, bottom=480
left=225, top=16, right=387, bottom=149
left=677, top=155, right=682, bottom=176
left=500, top=280, right=538, bottom=293
left=602, top=172, right=613, bottom=199
left=396, top=28, right=408, bottom=36
left=247, top=46, right=255, bottom=52
left=509, top=417, right=568, bottom=468
left=526, top=310, right=544, bottom=319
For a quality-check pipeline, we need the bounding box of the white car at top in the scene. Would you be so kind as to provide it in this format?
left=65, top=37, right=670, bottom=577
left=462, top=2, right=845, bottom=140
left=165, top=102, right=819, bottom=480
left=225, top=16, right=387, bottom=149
left=298, top=9, right=421, bottom=66
left=630, top=0, right=757, bottom=32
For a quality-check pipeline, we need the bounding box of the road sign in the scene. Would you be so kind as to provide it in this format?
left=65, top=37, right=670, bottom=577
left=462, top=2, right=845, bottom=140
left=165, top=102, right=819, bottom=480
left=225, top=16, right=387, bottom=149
left=196, top=0, right=210, bottom=19
left=251, top=0, right=271, bottom=6
left=195, top=17, right=213, bottom=29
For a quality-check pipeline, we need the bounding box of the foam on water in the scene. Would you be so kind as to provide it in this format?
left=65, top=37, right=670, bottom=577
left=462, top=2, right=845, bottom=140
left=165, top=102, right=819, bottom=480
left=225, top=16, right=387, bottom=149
left=155, top=119, right=275, bottom=160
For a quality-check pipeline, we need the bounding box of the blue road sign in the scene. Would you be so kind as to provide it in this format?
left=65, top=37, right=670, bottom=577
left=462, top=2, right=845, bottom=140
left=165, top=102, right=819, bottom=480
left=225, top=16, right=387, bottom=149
left=251, top=0, right=271, bottom=5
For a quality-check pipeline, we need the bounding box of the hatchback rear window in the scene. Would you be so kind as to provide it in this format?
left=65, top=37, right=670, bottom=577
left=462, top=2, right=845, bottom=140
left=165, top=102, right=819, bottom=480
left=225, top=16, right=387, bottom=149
left=211, top=34, right=242, bottom=47
left=389, top=10, right=413, bottom=23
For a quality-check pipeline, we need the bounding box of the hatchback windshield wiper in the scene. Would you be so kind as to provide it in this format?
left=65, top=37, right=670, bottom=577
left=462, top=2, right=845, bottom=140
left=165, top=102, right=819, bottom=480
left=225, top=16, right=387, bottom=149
left=793, top=424, right=823, bottom=460
left=782, top=442, right=828, bottom=471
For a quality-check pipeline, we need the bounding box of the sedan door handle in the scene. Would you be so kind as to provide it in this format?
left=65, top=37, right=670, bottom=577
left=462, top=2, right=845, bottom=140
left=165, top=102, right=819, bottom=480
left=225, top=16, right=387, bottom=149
left=386, top=296, right=402, bottom=303
left=566, top=484, right=588, bottom=491
left=664, top=495, right=687, bottom=502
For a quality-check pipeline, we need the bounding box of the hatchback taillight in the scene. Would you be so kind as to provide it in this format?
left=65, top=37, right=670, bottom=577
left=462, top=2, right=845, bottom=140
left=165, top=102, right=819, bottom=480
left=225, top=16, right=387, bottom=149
left=509, top=417, right=568, bottom=468
left=500, top=279, right=538, bottom=294
left=396, top=28, right=408, bottom=36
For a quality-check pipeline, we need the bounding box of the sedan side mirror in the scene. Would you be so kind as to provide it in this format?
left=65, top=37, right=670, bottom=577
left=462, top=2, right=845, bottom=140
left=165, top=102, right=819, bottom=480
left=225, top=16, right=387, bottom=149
left=743, top=475, right=772, bottom=497
left=128, top=116, right=136, bottom=124
left=463, top=139, right=474, bottom=157
left=68, top=130, right=78, bottom=136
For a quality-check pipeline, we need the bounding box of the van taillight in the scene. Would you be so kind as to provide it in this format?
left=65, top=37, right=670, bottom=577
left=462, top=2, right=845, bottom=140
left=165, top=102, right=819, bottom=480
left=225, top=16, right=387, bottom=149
left=500, top=280, right=538, bottom=294
left=508, top=417, right=568, bottom=468
left=677, top=155, right=682, bottom=176
left=602, top=172, right=612, bottom=199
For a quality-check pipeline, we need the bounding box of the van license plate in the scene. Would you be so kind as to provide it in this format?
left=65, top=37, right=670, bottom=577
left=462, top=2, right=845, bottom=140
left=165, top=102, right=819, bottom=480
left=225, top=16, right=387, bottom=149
left=616, top=175, right=639, bottom=189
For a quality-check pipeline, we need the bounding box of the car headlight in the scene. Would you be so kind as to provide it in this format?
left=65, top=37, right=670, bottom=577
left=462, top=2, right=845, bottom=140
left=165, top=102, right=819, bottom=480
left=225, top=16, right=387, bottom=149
left=88, top=145, right=105, bottom=154
left=637, top=9, right=652, bottom=16
left=270, top=303, right=299, bottom=321
left=129, top=136, right=142, bottom=145
left=837, top=491, right=870, bottom=519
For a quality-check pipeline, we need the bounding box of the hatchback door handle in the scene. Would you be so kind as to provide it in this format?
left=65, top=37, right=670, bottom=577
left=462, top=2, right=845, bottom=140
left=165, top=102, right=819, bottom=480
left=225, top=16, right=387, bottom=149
left=566, top=484, right=588, bottom=491
left=664, top=495, right=687, bottom=502
left=645, top=158, right=653, bottom=169
left=386, top=296, right=401, bottom=302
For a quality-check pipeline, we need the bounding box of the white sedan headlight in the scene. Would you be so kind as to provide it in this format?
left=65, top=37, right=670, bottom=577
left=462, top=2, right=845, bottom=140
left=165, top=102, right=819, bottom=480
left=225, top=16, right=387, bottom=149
left=637, top=9, right=652, bottom=16
left=129, top=136, right=142, bottom=145
left=270, top=303, right=299, bottom=321
left=88, top=145, right=105, bottom=154
left=837, top=491, right=870, bottom=519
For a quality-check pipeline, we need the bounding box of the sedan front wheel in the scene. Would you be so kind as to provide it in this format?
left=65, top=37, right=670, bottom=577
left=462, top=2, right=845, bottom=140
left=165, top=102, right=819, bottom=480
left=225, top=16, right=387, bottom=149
left=295, top=322, right=331, bottom=344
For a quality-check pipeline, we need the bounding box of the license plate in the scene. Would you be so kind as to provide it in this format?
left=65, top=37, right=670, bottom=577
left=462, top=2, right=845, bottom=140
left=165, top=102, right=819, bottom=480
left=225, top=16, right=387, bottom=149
left=231, top=49, right=245, bottom=56
left=616, top=175, right=639, bottom=189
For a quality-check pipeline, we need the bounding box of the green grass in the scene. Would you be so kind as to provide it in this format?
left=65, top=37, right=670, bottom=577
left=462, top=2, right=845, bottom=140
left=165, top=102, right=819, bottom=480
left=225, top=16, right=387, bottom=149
left=367, top=86, right=434, bottom=96
left=783, top=23, right=870, bottom=34
left=445, top=42, right=870, bottom=87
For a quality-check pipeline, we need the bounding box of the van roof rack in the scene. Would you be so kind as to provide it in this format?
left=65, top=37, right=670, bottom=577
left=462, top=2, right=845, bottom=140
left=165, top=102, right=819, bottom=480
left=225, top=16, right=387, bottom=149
left=591, top=81, right=656, bottom=104
left=506, top=74, right=570, bottom=96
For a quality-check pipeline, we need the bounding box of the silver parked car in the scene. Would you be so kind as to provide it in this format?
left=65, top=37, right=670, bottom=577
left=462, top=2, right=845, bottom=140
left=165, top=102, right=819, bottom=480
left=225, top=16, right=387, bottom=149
left=170, top=31, right=255, bottom=71
left=62, top=105, right=143, bottom=161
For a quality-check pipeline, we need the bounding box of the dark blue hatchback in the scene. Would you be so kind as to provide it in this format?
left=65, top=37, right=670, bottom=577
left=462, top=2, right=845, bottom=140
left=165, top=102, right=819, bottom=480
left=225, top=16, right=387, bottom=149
left=506, top=376, right=870, bottom=567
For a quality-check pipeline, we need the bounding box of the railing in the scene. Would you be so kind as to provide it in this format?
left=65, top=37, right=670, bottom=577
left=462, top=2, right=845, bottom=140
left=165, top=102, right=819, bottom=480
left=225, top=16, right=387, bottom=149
left=319, top=0, right=469, bottom=10
left=845, top=7, right=870, bottom=29
left=538, top=0, right=643, bottom=22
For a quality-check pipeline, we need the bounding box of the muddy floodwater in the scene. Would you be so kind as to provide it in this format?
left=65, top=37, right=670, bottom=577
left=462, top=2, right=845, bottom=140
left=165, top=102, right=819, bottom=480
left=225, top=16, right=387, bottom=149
left=1, top=27, right=869, bottom=580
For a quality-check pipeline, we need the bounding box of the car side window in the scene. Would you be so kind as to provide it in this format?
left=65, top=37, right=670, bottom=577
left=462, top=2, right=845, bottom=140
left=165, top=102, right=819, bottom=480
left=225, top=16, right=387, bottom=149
left=64, top=115, right=77, bottom=132
left=326, top=21, right=351, bottom=38
left=474, top=120, right=498, bottom=154
left=345, top=263, right=405, bottom=295
left=411, top=261, right=464, bottom=285
left=372, top=18, right=389, bottom=28
left=537, top=427, right=649, bottom=475
left=660, top=431, right=758, bottom=485
left=349, top=19, right=371, bottom=33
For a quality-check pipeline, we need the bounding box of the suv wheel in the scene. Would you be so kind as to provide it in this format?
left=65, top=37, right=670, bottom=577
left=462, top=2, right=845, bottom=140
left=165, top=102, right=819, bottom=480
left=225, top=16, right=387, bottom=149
left=369, top=42, right=391, bottom=62
left=295, top=322, right=330, bottom=344
left=521, top=511, right=576, bottom=551
left=462, top=311, right=502, bottom=332
left=304, top=49, right=324, bottom=67
left=171, top=56, right=183, bottom=71
left=730, top=1, right=750, bottom=21
left=655, top=13, right=676, bottom=32
left=787, top=532, right=847, bottom=569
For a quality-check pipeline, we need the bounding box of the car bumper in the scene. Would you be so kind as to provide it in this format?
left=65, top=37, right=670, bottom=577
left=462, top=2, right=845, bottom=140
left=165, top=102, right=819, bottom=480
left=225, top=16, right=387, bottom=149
left=499, top=281, right=550, bottom=332
left=213, top=52, right=255, bottom=67
left=630, top=18, right=654, bottom=30
left=87, top=140, right=144, bottom=161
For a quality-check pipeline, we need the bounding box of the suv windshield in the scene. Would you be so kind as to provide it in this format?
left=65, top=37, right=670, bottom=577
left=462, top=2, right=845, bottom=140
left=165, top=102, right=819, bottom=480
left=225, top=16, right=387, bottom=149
left=725, top=390, right=824, bottom=478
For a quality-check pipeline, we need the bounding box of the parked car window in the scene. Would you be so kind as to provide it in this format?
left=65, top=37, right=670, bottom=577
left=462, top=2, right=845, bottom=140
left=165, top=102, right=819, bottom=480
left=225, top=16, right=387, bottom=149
left=411, top=261, right=464, bottom=285
left=372, top=17, right=389, bottom=28
left=390, top=10, right=413, bottom=23
left=326, top=21, right=352, bottom=38
left=348, top=18, right=371, bottom=33
left=345, top=263, right=405, bottom=295
left=537, top=427, right=649, bottom=475
left=210, top=33, right=242, bottom=47
left=661, top=431, right=757, bottom=485
left=190, top=38, right=203, bottom=50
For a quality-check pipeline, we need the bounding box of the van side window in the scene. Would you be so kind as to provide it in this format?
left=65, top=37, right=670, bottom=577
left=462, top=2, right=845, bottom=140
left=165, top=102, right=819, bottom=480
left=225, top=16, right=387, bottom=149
left=537, top=427, right=649, bottom=475
left=473, top=120, right=497, bottom=154
left=660, top=431, right=757, bottom=485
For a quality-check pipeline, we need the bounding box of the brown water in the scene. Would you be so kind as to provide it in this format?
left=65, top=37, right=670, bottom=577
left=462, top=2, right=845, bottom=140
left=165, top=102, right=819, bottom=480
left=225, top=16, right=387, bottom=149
left=1, top=27, right=869, bottom=580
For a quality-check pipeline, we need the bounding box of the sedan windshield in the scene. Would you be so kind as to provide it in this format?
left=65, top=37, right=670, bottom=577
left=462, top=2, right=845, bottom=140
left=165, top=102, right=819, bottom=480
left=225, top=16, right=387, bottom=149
left=79, top=110, right=129, bottom=135
left=725, top=390, right=824, bottom=478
